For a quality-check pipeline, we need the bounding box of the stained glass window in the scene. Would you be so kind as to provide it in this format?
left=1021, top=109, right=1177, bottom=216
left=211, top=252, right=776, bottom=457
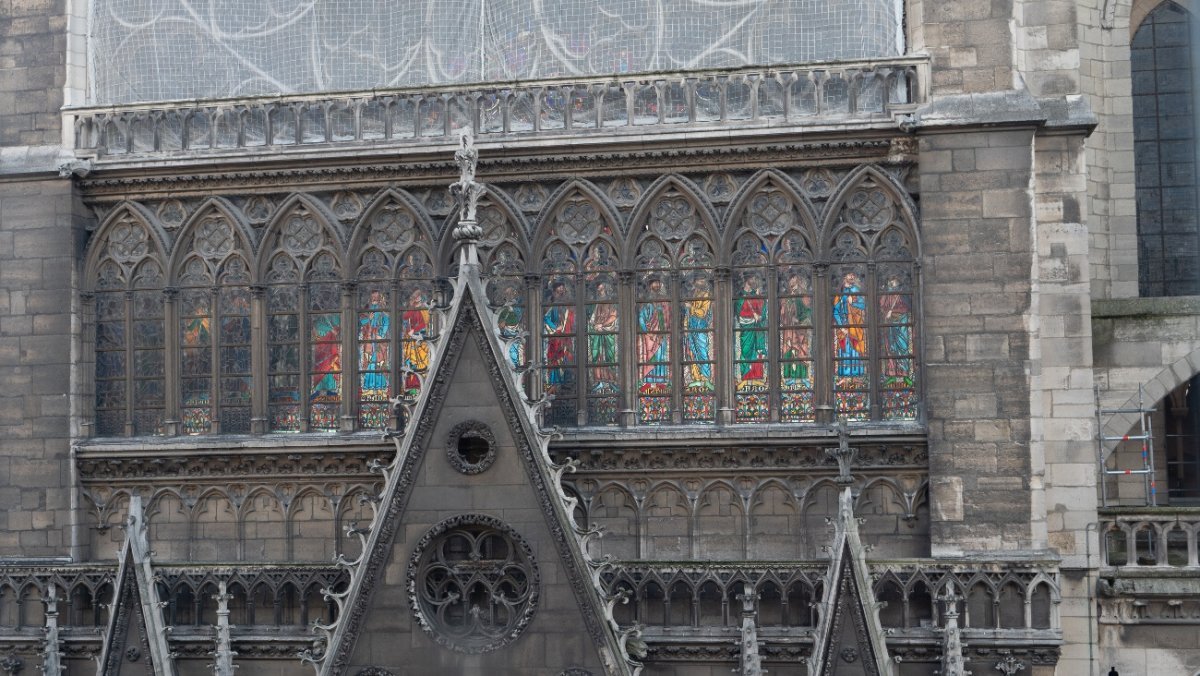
left=876, top=231, right=917, bottom=420
left=94, top=261, right=128, bottom=437
left=92, top=213, right=165, bottom=438
left=541, top=242, right=579, bottom=426
left=356, top=250, right=393, bottom=429
left=776, top=234, right=814, bottom=422
left=217, top=258, right=253, bottom=433
left=582, top=241, right=620, bottom=425
left=88, top=170, right=921, bottom=437
left=635, top=239, right=673, bottom=424
left=487, top=244, right=527, bottom=368
left=398, top=250, right=436, bottom=405
left=830, top=235, right=871, bottom=421
left=178, top=257, right=214, bottom=434
left=131, top=262, right=166, bottom=435
left=478, top=203, right=529, bottom=370
left=633, top=185, right=718, bottom=425
left=679, top=238, right=715, bottom=422
left=732, top=235, right=770, bottom=422
left=307, top=253, right=343, bottom=431
left=267, top=255, right=302, bottom=432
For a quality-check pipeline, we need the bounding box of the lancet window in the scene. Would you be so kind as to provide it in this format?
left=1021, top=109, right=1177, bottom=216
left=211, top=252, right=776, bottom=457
left=827, top=177, right=919, bottom=421
left=475, top=202, right=529, bottom=370
left=87, top=170, right=919, bottom=437
left=265, top=205, right=344, bottom=432
left=354, top=197, right=437, bottom=428
left=92, top=213, right=166, bottom=436
left=634, top=186, right=718, bottom=424
left=538, top=194, right=621, bottom=427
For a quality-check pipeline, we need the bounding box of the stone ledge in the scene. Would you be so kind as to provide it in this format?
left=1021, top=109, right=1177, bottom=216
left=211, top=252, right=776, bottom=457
left=1092, top=296, right=1200, bottom=319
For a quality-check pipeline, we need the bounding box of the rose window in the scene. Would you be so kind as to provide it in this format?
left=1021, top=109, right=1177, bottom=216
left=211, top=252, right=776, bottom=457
left=408, top=515, right=539, bottom=653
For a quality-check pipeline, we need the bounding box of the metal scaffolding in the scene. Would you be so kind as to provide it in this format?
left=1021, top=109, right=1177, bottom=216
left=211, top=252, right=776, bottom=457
left=1096, top=384, right=1157, bottom=507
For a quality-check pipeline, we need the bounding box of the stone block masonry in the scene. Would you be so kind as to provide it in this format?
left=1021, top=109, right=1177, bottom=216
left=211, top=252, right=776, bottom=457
left=919, top=128, right=1038, bottom=553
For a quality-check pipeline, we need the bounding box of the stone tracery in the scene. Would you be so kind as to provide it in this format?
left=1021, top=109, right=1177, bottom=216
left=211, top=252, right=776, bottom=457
left=84, top=167, right=920, bottom=437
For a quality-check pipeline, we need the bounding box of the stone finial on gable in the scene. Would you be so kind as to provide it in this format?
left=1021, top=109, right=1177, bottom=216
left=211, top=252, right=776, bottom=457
left=210, top=582, right=237, bottom=676
left=449, top=128, right=487, bottom=267
left=41, top=586, right=64, bottom=676
left=937, top=581, right=969, bottom=676
left=737, top=582, right=763, bottom=676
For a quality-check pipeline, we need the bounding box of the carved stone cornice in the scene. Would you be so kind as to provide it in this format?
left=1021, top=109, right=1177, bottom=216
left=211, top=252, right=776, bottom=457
left=548, top=441, right=927, bottom=474
left=75, top=447, right=393, bottom=484
left=79, top=139, right=898, bottom=202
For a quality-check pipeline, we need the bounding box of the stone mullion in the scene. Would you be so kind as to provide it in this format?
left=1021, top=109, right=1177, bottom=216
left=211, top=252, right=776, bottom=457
left=618, top=270, right=636, bottom=427
left=298, top=283, right=311, bottom=433
left=250, top=285, right=267, bottom=434
left=813, top=263, right=833, bottom=424
left=122, top=290, right=135, bottom=437
left=714, top=266, right=734, bottom=426
left=866, top=262, right=881, bottom=421
left=163, top=287, right=180, bottom=436
left=340, top=282, right=356, bottom=432
left=209, top=284, right=222, bottom=434
left=523, top=273, right=541, bottom=415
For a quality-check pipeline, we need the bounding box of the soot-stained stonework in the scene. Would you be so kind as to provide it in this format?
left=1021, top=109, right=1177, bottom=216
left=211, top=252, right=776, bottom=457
left=445, top=420, right=498, bottom=475
left=406, top=514, right=541, bottom=654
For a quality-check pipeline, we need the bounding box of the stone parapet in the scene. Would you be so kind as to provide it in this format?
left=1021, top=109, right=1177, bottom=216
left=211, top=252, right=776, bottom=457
left=66, top=58, right=928, bottom=162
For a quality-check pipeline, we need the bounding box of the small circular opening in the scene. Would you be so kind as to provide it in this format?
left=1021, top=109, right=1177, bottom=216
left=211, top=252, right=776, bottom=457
left=457, top=435, right=491, bottom=465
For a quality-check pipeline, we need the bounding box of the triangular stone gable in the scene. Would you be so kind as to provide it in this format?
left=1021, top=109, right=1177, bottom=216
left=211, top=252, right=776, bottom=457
left=98, top=497, right=177, bottom=676
left=323, top=268, right=626, bottom=675
left=809, top=488, right=893, bottom=676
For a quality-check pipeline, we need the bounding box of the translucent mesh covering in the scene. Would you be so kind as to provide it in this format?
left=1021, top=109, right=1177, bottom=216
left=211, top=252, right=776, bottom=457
left=90, top=0, right=903, bottom=105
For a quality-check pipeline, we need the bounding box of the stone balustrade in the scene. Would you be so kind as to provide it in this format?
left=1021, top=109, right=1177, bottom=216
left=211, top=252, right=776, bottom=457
left=66, top=58, right=927, bottom=160
left=1101, top=507, right=1200, bottom=568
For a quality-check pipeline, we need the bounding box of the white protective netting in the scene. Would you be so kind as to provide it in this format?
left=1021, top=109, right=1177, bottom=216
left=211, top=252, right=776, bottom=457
left=90, top=0, right=903, bottom=105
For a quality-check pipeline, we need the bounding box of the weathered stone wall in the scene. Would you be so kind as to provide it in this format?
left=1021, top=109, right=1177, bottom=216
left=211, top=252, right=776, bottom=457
left=918, top=127, right=1038, bottom=553
left=0, top=179, right=84, bottom=558
left=1079, top=0, right=1139, bottom=300
left=0, top=0, right=65, bottom=145
left=0, top=0, right=80, bottom=562
left=922, top=0, right=1014, bottom=94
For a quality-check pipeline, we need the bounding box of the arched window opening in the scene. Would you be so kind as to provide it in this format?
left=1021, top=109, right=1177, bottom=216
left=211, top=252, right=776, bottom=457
left=1164, top=374, right=1200, bottom=503
left=177, top=258, right=214, bottom=434
left=731, top=182, right=815, bottom=423
left=633, top=185, right=718, bottom=425
left=397, top=250, right=438, bottom=406
left=92, top=213, right=166, bottom=437
left=217, top=259, right=253, bottom=433
left=266, top=255, right=302, bottom=431
left=264, top=205, right=343, bottom=432
left=306, top=253, right=344, bottom=431
left=355, top=249, right=393, bottom=429
left=474, top=202, right=529, bottom=370
left=539, top=193, right=622, bottom=426
left=174, top=209, right=253, bottom=435
left=1133, top=1, right=1200, bottom=296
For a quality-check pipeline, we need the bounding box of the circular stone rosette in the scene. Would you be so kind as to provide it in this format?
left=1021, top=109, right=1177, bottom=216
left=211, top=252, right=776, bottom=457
left=445, top=420, right=498, bottom=474
left=407, top=514, right=540, bottom=654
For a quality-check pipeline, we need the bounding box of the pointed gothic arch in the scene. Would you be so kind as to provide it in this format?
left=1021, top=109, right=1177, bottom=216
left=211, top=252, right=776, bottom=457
left=724, top=170, right=822, bottom=423
left=258, top=197, right=347, bottom=432
left=534, top=181, right=624, bottom=426
left=821, top=166, right=921, bottom=422
left=628, top=176, right=720, bottom=424
left=87, top=205, right=170, bottom=437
